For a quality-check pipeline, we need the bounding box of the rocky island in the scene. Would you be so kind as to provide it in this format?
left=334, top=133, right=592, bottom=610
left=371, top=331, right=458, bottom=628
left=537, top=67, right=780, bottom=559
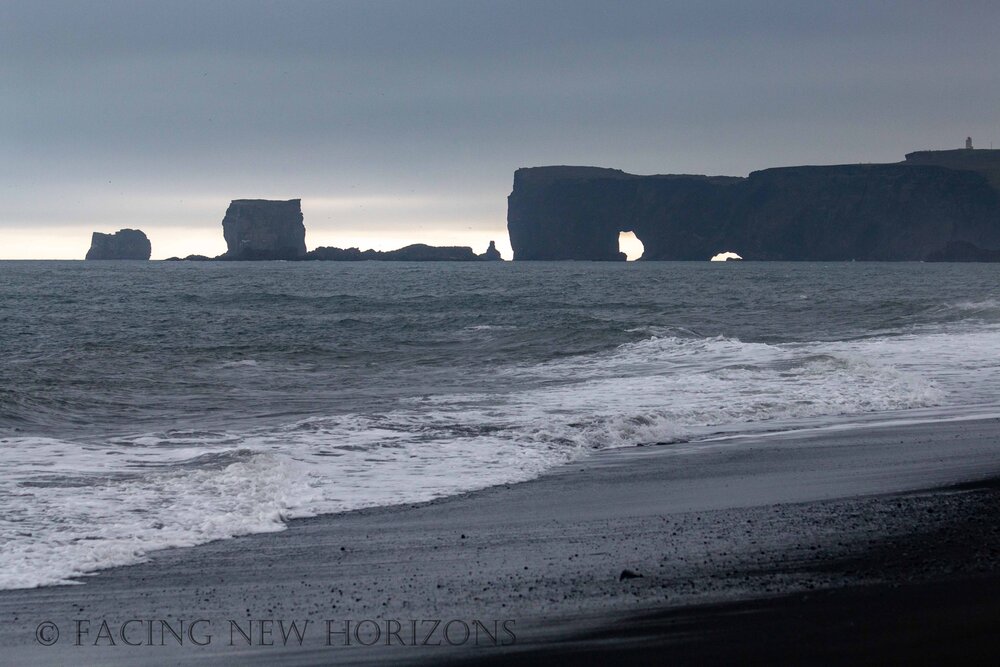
left=507, top=149, right=1000, bottom=261
left=305, top=243, right=496, bottom=261
left=161, top=198, right=505, bottom=262
left=480, top=240, right=503, bottom=261
left=219, top=198, right=307, bottom=260
left=84, top=229, right=151, bottom=260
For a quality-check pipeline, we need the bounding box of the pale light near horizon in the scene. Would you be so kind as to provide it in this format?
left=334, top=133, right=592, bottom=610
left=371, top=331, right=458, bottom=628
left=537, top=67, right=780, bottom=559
left=710, top=251, right=743, bottom=261
left=0, top=192, right=510, bottom=260
left=618, top=232, right=644, bottom=261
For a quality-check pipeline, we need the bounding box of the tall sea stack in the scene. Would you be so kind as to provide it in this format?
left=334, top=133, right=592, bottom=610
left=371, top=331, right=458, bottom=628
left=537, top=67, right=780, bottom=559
left=480, top=240, right=503, bottom=261
left=221, top=199, right=307, bottom=260
left=85, top=229, right=151, bottom=260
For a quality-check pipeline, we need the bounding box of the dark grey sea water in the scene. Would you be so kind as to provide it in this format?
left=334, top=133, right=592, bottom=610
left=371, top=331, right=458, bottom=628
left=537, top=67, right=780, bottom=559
left=2, top=261, right=1000, bottom=587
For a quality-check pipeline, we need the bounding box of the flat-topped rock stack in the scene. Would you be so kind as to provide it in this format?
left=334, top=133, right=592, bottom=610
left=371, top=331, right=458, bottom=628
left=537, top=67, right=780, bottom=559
left=85, top=229, right=151, bottom=260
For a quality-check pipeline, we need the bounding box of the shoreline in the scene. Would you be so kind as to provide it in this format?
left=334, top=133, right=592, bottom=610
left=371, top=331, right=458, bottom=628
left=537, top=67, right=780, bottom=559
left=3, top=414, right=1000, bottom=664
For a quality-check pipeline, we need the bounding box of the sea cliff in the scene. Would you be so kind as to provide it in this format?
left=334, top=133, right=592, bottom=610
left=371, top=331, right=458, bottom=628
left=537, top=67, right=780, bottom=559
left=507, top=150, right=1000, bottom=261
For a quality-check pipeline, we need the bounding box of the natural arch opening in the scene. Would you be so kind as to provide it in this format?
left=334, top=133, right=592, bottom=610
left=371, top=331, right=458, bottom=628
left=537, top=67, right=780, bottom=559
left=618, top=231, right=645, bottom=261
left=710, top=251, right=743, bottom=261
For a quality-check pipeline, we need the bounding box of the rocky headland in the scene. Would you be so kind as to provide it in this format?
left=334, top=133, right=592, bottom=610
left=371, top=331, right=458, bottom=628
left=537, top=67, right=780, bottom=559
left=507, top=149, right=1000, bottom=261
left=84, top=229, right=151, bottom=260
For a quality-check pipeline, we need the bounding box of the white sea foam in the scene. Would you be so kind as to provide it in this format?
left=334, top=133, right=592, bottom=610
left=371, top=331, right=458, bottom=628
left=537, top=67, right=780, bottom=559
left=219, top=359, right=260, bottom=368
left=3, top=323, right=1000, bottom=589
left=462, top=325, right=518, bottom=331
left=947, top=298, right=1000, bottom=312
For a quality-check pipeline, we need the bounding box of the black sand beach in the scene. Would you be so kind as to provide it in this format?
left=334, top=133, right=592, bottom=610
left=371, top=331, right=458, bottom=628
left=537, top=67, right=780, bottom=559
left=3, top=415, right=1000, bottom=666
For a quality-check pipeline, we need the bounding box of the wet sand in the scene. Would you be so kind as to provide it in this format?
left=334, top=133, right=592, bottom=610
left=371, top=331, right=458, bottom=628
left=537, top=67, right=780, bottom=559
left=2, top=415, right=1000, bottom=665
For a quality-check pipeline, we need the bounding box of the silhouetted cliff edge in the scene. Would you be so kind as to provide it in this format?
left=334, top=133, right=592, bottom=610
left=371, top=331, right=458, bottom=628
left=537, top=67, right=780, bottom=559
left=507, top=150, right=1000, bottom=261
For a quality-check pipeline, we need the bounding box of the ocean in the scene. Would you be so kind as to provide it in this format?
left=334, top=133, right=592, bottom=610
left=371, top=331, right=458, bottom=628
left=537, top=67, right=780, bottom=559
left=2, top=260, right=999, bottom=589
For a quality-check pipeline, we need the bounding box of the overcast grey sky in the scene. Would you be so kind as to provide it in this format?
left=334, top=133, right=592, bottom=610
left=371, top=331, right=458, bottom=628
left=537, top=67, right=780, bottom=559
left=3, top=0, right=999, bottom=258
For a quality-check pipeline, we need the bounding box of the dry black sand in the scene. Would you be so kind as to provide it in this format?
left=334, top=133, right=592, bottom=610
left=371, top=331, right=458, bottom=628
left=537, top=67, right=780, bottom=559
left=448, top=479, right=1000, bottom=666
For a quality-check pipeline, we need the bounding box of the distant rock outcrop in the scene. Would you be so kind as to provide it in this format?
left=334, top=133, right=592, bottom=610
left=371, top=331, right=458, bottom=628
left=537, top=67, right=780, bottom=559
left=507, top=151, right=1000, bottom=261
left=381, top=244, right=481, bottom=261
left=181, top=198, right=499, bottom=262
left=220, top=199, right=306, bottom=260
left=85, top=229, right=151, bottom=260
left=302, top=246, right=368, bottom=261
left=479, top=240, right=503, bottom=261
left=305, top=243, right=482, bottom=261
